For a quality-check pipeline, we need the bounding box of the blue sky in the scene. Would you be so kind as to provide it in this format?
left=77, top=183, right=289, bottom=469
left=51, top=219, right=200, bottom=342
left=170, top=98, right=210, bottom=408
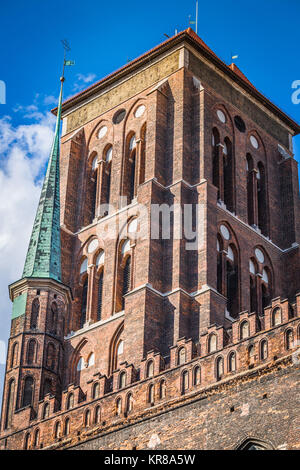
left=1, top=0, right=300, bottom=136
left=0, top=0, right=300, bottom=402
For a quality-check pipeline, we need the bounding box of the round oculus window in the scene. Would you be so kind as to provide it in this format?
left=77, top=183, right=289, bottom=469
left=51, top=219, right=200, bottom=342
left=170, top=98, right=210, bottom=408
left=113, top=109, right=126, bottom=124
left=255, top=248, right=265, bottom=264
left=250, top=135, right=259, bottom=149
left=220, top=225, right=230, bottom=240
left=98, top=126, right=108, bottom=139
left=134, top=105, right=146, bottom=118
left=217, top=110, right=226, bottom=123
left=88, top=239, right=99, bottom=254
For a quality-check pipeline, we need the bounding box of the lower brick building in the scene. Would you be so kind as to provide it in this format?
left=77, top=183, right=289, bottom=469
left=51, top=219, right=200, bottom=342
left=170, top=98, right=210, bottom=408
left=0, top=29, right=299, bottom=450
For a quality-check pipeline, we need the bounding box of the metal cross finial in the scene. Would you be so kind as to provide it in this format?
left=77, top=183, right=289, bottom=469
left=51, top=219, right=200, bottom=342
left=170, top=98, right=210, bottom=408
left=61, top=39, right=71, bottom=53
left=60, top=39, right=72, bottom=81
left=188, top=1, right=199, bottom=34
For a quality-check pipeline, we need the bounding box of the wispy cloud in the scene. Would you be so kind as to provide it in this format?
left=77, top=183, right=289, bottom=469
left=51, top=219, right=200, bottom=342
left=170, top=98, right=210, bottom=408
left=73, top=73, right=96, bottom=92
left=0, top=110, right=55, bottom=397
left=43, top=95, right=58, bottom=106
left=13, top=93, right=59, bottom=116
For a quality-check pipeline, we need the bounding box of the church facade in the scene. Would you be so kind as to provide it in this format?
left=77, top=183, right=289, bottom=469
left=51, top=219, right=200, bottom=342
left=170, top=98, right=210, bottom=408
left=0, top=29, right=300, bottom=450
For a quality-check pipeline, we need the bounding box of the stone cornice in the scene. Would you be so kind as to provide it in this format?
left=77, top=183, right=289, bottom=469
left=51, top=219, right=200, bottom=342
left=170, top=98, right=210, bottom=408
left=8, top=277, right=73, bottom=303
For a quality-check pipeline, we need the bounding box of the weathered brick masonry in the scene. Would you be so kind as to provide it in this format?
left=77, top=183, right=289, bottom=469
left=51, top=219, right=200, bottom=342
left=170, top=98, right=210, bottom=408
left=0, top=28, right=299, bottom=450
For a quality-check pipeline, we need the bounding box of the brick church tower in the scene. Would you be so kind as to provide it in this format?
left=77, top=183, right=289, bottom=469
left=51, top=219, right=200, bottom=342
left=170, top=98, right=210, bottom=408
left=1, top=29, right=300, bottom=450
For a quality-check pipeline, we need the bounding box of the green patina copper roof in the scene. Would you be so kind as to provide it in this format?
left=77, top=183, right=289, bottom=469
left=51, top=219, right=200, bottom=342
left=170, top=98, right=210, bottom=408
left=22, top=79, right=64, bottom=282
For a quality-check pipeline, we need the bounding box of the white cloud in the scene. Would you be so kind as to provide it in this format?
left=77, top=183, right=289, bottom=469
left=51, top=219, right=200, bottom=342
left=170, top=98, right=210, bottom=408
left=43, top=95, right=58, bottom=106
left=0, top=112, right=55, bottom=397
left=73, top=73, right=96, bottom=91
left=76, top=73, right=96, bottom=83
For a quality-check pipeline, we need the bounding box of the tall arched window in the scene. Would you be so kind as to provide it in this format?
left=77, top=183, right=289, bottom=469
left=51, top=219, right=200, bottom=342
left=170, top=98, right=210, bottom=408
left=193, top=366, right=201, bottom=386
left=4, top=379, right=15, bottom=429
left=34, top=429, right=40, bottom=448
left=226, top=245, right=239, bottom=317
left=249, top=249, right=273, bottom=315
left=248, top=344, right=255, bottom=363
left=54, top=421, right=61, bottom=439
left=146, top=360, right=154, bottom=378
left=67, top=393, right=74, bottom=410
left=257, top=162, right=268, bottom=236
left=93, top=382, right=100, bottom=399
left=178, top=347, right=186, bottom=365
left=216, top=357, right=224, bottom=381
left=42, top=402, right=50, bottom=419
left=249, top=258, right=258, bottom=313
left=116, top=397, right=122, bottom=416
left=129, top=142, right=136, bottom=203
left=116, top=340, right=124, bottom=370
left=223, top=137, right=234, bottom=212
left=246, top=154, right=255, bottom=226
left=102, top=146, right=112, bottom=211
left=286, top=329, right=294, bottom=351
left=24, top=433, right=31, bottom=450
left=94, top=406, right=101, bottom=424
left=122, top=256, right=131, bottom=310
left=159, top=380, right=166, bottom=399
left=46, top=343, right=55, bottom=370
left=80, top=277, right=88, bottom=329
left=217, top=235, right=223, bottom=294
left=119, top=371, right=126, bottom=389
left=22, top=376, right=34, bottom=407
left=116, top=238, right=133, bottom=313
left=43, top=378, right=52, bottom=398
left=10, top=342, right=18, bottom=368
left=110, top=323, right=125, bottom=373
left=139, top=124, right=147, bottom=184
left=64, top=418, right=70, bottom=436
left=90, top=155, right=98, bottom=222
left=217, top=226, right=239, bottom=318
left=272, top=308, right=282, bottom=326
left=208, top=334, right=217, bottom=353
left=212, top=128, right=221, bottom=198
left=27, top=339, right=36, bottom=365
left=260, top=340, right=268, bottom=360
left=122, top=134, right=137, bottom=205
left=181, top=371, right=189, bottom=394
left=228, top=351, right=236, bottom=372
left=87, top=352, right=95, bottom=368
left=49, top=302, right=57, bottom=335
left=30, top=298, right=40, bottom=329
left=241, top=321, right=250, bottom=340
left=84, top=409, right=91, bottom=427
left=97, top=271, right=104, bottom=321
left=261, top=268, right=271, bottom=311
left=126, top=393, right=133, bottom=415
left=148, top=384, right=155, bottom=404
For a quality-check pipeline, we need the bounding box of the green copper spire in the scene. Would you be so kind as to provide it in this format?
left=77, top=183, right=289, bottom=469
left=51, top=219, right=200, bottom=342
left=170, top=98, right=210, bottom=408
left=22, top=77, right=65, bottom=282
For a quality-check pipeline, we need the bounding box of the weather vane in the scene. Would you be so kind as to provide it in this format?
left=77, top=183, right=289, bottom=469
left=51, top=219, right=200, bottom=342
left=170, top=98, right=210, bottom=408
left=189, top=1, right=199, bottom=34
left=60, top=39, right=75, bottom=81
